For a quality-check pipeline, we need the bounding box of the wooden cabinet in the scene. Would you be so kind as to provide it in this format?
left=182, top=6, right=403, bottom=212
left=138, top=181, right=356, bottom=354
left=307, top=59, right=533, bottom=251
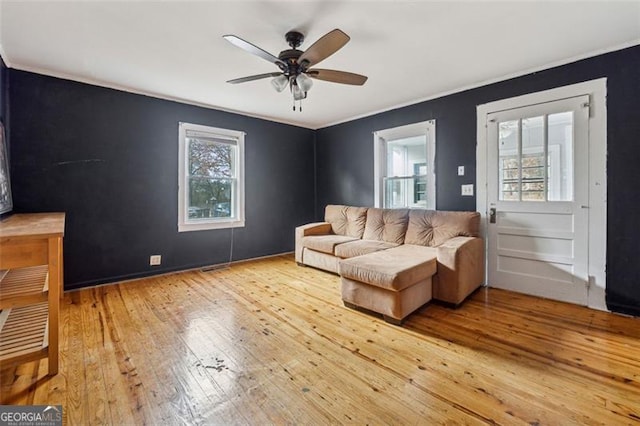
left=0, top=213, right=65, bottom=375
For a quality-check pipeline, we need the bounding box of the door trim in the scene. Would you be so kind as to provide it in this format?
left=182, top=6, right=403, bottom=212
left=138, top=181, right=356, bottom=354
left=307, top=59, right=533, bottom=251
left=476, top=78, right=607, bottom=311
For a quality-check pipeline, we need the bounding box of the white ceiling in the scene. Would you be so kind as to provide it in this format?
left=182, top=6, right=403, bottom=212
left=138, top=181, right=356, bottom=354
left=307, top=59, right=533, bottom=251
left=1, top=1, right=639, bottom=129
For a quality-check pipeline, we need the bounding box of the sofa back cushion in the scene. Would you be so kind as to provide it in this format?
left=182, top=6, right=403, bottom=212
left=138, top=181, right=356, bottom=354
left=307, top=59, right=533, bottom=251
left=405, top=210, right=480, bottom=247
left=362, top=208, right=409, bottom=244
left=324, top=205, right=368, bottom=238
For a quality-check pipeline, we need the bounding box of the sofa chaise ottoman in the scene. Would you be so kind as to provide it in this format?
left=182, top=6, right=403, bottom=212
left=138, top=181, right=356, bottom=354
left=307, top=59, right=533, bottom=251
left=340, top=245, right=437, bottom=324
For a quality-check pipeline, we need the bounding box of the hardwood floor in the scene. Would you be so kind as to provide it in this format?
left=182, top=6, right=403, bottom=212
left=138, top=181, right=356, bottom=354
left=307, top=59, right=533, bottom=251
left=1, top=254, right=639, bottom=425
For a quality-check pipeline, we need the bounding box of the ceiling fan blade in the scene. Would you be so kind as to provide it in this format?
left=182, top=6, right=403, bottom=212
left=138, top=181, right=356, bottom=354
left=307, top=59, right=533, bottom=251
left=307, top=69, right=368, bottom=86
left=298, top=29, right=350, bottom=68
left=227, top=72, right=283, bottom=84
left=223, top=35, right=285, bottom=69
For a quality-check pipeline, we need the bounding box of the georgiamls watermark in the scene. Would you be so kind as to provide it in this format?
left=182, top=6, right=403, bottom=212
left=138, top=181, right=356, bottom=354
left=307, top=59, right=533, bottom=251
left=0, top=405, right=62, bottom=426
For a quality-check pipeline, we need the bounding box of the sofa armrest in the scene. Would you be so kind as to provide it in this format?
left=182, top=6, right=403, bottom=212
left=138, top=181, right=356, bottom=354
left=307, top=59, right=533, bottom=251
left=434, top=236, right=485, bottom=305
left=295, top=222, right=333, bottom=263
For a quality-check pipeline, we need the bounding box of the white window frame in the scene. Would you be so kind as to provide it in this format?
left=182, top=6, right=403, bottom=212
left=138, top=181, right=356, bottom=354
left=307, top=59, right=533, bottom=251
left=178, top=122, right=245, bottom=232
left=373, top=120, right=436, bottom=209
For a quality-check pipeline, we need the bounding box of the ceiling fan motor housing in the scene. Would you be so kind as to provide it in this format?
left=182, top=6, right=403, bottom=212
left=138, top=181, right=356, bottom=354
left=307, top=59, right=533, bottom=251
left=279, top=49, right=305, bottom=74
left=279, top=31, right=309, bottom=77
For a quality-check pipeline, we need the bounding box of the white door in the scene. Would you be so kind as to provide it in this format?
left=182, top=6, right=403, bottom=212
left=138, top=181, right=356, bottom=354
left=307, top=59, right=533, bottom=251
left=486, top=95, right=590, bottom=305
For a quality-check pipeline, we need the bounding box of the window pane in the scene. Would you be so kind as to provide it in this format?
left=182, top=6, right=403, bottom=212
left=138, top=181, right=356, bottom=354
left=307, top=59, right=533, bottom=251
left=499, top=120, right=519, bottom=201
left=386, top=136, right=426, bottom=177
left=384, top=135, right=427, bottom=208
left=385, top=178, right=407, bottom=208
left=384, top=177, right=425, bottom=208
left=188, top=138, right=234, bottom=178
left=188, top=178, right=233, bottom=219
left=548, top=111, right=573, bottom=201
left=521, top=116, right=545, bottom=201
left=414, top=175, right=427, bottom=205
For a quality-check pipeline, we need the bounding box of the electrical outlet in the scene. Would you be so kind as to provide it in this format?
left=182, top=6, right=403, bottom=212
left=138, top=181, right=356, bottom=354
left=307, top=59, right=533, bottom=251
left=461, top=184, right=474, bottom=196
left=149, top=255, right=162, bottom=266
left=458, top=166, right=465, bottom=176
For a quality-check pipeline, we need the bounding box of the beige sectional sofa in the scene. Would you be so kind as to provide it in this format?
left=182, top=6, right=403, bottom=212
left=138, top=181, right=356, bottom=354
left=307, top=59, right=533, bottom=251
left=295, top=205, right=484, bottom=323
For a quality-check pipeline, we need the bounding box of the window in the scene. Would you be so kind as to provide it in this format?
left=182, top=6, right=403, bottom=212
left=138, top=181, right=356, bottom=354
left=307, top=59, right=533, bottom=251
left=373, top=120, right=436, bottom=209
left=498, top=112, right=573, bottom=202
left=178, top=122, right=245, bottom=232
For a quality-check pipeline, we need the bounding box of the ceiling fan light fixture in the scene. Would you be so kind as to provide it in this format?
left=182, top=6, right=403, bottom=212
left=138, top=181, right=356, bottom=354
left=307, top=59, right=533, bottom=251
left=271, top=74, right=288, bottom=92
left=292, top=83, right=306, bottom=101
left=296, top=73, right=313, bottom=92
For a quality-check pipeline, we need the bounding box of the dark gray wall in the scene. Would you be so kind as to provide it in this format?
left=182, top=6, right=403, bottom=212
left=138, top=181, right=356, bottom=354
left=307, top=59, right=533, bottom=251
left=9, top=70, right=315, bottom=289
left=316, top=45, right=640, bottom=316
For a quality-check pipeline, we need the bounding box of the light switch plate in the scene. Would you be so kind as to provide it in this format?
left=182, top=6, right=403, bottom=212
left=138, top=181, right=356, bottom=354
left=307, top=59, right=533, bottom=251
left=461, top=184, right=474, bottom=196
left=458, top=166, right=465, bottom=176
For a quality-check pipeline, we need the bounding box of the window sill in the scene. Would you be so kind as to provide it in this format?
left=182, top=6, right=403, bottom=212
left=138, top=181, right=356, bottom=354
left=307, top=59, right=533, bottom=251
left=178, top=219, right=245, bottom=232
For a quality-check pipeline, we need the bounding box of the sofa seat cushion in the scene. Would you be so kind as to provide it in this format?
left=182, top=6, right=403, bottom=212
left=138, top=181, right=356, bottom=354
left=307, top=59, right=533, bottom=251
left=334, top=239, right=398, bottom=259
left=301, top=235, right=359, bottom=255
left=339, top=245, right=437, bottom=292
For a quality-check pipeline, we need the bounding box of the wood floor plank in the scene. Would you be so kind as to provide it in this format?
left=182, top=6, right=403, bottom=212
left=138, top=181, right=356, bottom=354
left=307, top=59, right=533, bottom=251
left=78, top=290, right=111, bottom=425
left=2, top=254, right=639, bottom=425
left=87, top=286, right=155, bottom=425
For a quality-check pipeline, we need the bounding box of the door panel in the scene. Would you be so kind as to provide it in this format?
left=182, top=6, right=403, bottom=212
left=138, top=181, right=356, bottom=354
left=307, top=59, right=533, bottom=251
left=498, top=234, right=573, bottom=258
left=487, top=95, right=589, bottom=305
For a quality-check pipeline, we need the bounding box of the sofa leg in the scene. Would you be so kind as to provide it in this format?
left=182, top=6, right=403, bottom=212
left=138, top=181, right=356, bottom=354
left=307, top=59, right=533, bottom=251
left=296, top=262, right=306, bottom=267
left=383, top=315, right=404, bottom=326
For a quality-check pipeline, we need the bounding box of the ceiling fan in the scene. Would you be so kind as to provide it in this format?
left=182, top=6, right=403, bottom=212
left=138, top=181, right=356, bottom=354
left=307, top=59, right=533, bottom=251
left=223, top=29, right=368, bottom=111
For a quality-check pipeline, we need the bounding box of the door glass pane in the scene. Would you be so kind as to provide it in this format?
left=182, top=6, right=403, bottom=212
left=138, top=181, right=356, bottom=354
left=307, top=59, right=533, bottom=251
left=547, top=112, right=573, bottom=201
left=521, top=116, right=545, bottom=201
left=498, top=120, right=519, bottom=201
